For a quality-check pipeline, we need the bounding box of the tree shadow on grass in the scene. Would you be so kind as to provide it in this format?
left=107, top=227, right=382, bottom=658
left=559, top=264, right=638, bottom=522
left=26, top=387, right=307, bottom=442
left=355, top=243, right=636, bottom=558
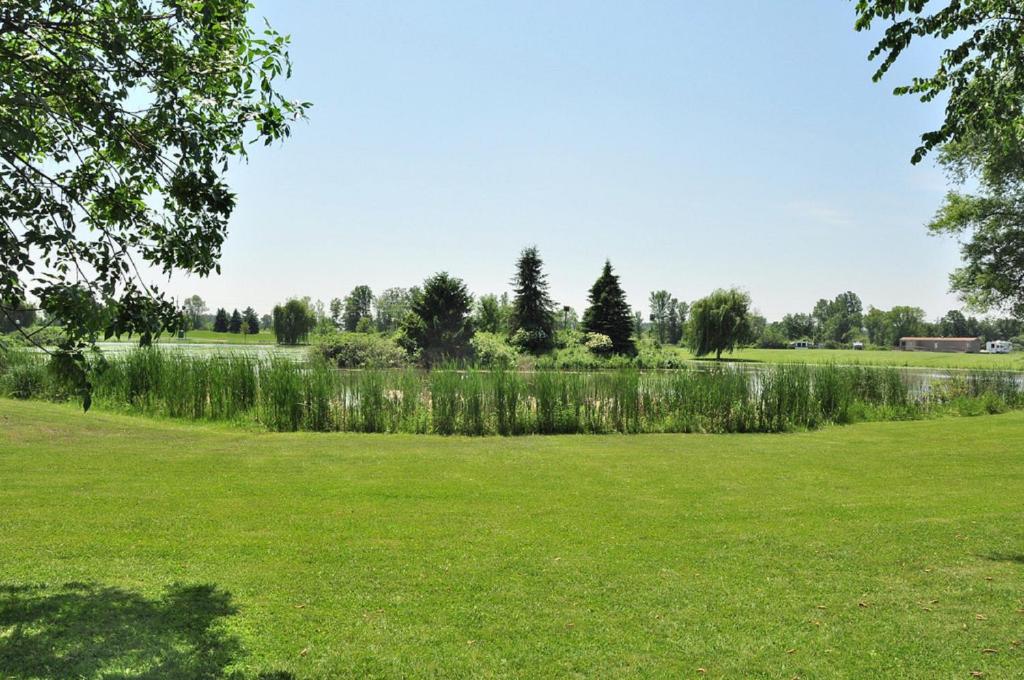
left=982, top=552, right=1024, bottom=565
left=0, top=582, right=293, bottom=680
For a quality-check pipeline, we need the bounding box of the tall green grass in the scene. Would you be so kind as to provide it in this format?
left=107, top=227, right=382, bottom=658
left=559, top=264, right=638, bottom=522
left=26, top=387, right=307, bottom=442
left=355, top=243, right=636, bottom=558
left=5, top=347, right=1023, bottom=436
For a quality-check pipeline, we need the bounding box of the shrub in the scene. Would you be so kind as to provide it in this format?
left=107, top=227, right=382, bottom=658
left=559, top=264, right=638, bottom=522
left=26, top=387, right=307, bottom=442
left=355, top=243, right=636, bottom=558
left=470, top=332, right=519, bottom=368
left=314, top=332, right=407, bottom=368
left=583, top=332, right=613, bottom=355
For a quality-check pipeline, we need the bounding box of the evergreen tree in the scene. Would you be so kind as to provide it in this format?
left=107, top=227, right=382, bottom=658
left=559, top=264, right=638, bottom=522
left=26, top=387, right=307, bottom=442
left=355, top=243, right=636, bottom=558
left=400, top=272, right=474, bottom=366
left=243, top=307, right=260, bottom=335
left=228, top=308, right=243, bottom=334
left=213, top=308, right=229, bottom=333
left=509, top=246, right=555, bottom=354
left=582, top=260, right=635, bottom=355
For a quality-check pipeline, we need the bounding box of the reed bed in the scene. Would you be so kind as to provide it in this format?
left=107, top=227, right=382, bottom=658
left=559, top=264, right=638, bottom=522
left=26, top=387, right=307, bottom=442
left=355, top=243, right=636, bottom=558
left=4, top=347, right=1023, bottom=435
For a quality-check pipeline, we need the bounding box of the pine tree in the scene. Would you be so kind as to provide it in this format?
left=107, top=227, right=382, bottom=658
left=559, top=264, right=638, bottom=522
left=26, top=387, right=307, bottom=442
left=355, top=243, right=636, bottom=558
left=228, top=308, right=243, bottom=333
left=582, top=260, right=635, bottom=355
left=243, top=307, right=260, bottom=335
left=510, top=246, right=555, bottom=354
left=213, top=308, right=229, bottom=333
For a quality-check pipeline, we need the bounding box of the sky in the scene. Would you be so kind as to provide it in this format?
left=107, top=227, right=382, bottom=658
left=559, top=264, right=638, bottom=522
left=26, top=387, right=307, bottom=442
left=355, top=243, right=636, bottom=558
left=161, top=0, right=964, bottom=322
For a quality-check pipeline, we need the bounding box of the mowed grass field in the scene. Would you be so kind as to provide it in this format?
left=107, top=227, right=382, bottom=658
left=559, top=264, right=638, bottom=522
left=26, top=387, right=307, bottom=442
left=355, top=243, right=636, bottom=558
left=686, top=347, right=1024, bottom=371
left=2, top=401, right=1023, bottom=678
left=100, top=329, right=279, bottom=345
left=165, top=329, right=278, bottom=345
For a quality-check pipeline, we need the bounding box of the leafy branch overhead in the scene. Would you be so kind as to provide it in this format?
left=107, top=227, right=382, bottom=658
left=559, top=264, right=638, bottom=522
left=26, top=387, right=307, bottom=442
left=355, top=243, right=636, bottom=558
left=856, top=1, right=1024, bottom=316
left=855, top=0, right=1024, bottom=163
left=0, top=0, right=308, bottom=401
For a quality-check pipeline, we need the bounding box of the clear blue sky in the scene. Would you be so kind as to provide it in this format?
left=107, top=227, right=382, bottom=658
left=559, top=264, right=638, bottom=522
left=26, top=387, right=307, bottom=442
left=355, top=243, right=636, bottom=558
left=164, top=0, right=962, bottom=321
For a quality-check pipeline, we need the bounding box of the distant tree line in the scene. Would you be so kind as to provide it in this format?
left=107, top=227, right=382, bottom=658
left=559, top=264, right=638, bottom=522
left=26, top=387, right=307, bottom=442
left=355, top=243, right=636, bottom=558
left=24, top=249, right=1012, bottom=362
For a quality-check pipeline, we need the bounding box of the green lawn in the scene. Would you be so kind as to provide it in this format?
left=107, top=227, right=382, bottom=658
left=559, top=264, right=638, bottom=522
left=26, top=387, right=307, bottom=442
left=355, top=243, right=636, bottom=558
left=2, top=400, right=1023, bottom=678
left=100, top=329, right=280, bottom=345
left=169, top=329, right=279, bottom=345
left=685, top=347, right=1024, bottom=370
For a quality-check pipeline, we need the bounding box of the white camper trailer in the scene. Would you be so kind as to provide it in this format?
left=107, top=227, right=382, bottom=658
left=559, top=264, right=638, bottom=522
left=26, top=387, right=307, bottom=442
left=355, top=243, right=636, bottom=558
left=986, top=340, right=1012, bottom=354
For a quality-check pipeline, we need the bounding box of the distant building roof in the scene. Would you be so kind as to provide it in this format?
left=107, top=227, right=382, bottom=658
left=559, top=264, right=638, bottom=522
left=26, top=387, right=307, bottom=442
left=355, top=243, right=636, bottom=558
left=899, top=336, right=980, bottom=341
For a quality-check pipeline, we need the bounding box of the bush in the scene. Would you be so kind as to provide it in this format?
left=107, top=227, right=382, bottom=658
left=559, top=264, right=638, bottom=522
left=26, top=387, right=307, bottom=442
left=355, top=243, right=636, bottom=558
left=583, top=332, right=613, bottom=355
left=470, top=332, right=519, bottom=368
left=314, top=332, right=407, bottom=368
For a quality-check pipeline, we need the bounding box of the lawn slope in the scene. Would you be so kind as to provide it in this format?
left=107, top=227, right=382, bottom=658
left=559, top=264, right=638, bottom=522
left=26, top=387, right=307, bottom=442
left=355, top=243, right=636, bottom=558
left=1, top=400, right=1023, bottom=678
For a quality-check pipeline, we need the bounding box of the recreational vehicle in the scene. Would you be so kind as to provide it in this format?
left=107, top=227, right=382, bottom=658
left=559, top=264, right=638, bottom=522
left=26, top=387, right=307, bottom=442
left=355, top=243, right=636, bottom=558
left=985, top=340, right=1012, bottom=354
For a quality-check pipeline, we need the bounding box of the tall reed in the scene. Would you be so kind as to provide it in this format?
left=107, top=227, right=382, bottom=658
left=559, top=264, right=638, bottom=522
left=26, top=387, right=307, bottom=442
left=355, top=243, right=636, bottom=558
left=36, top=348, right=1023, bottom=436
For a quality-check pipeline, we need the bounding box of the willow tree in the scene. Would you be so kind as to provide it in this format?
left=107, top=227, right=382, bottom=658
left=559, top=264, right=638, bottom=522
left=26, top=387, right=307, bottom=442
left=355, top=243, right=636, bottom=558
left=688, top=289, right=753, bottom=360
left=0, top=0, right=307, bottom=404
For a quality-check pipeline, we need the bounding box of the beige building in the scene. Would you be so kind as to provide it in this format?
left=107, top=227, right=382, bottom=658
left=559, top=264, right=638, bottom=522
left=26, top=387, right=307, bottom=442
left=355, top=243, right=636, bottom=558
left=898, top=337, right=981, bottom=353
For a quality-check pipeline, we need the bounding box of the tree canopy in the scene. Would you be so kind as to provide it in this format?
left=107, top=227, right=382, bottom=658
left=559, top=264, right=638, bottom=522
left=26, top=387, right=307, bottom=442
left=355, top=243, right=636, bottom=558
left=855, top=2, right=1024, bottom=316
left=272, top=299, right=315, bottom=345
left=687, top=289, right=753, bottom=360
left=0, top=0, right=306, bottom=400
left=342, top=285, right=374, bottom=332
left=854, top=0, right=1024, bottom=164
left=812, top=292, right=863, bottom=345
left=400, top=273, right=474, bottom=366
left=182, top=295, right=207, bottom=331
left=374, top=287, right=413, bottom=334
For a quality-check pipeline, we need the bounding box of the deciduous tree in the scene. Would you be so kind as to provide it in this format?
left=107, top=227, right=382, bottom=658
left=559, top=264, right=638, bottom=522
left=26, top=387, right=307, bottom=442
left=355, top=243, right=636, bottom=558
left=855, top=2, right=1024, bottom=316
left=0, top=0, right=307, bottom=402
left=182, top=296, right=208, bottom=331
left=687, top=289, right=753, bottom=360
left=272, top=299, right=316, bottom=345
left=343, top=286, right=374, bottom=332
left=400, top=273, right=474, bottom=366
left=374, top=288, right=413, bottom=334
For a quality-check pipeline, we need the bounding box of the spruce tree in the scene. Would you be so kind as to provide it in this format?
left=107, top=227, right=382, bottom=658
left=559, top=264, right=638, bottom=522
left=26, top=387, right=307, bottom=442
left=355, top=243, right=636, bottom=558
left=243, top=307, right=260, bottom=335
left=510, top=246, right=555, bottom=354
left=582, top=260, right=635, bottom=355
left=213, top=308, right=229, bottom=333
left=228, top=308, right=243, bottom=334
